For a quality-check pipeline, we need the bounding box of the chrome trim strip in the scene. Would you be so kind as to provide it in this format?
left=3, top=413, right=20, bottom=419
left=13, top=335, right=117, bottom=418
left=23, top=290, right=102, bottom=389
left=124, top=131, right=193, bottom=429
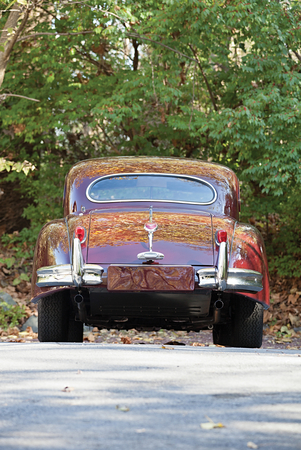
left=86, top=172, right=218, bottom=206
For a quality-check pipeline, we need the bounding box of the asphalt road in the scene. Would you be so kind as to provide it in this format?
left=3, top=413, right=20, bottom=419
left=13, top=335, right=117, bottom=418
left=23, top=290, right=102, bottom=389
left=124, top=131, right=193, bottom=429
left=0, top=343, right=300, bottom=450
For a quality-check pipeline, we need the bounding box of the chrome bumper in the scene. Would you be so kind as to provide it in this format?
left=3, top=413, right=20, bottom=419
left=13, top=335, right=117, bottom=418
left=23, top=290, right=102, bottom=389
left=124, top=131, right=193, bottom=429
left=36, top=237, right=103, bottom=288
left=197, top=241, right=263, bottom=293
left=36, top=263, right=103, bottom=287
left=36, top=235, right=262, bottom=293
left=197, top=267, right=263, bottom=292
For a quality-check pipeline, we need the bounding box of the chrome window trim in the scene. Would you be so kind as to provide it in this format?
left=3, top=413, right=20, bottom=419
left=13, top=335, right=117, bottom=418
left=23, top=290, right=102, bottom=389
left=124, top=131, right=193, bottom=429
left=86, top=172, right=218, bottom=206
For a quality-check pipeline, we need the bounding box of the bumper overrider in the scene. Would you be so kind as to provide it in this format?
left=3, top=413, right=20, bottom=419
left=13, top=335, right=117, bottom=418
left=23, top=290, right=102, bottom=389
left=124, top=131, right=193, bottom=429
left=36, top=237, right=263, bottom=294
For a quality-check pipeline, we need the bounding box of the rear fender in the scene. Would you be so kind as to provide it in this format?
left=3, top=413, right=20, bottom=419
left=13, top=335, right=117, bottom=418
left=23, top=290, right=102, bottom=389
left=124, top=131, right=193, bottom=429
left=31, top=219, right=71, bottom=300
left=229, top=223, right=270, bottom=307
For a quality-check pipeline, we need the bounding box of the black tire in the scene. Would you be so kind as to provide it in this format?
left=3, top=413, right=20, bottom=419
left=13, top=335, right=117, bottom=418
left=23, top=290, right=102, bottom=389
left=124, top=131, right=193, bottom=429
left=67, top=319, right=83, bottom=342
left=231, top=299, right=263, bottom=348
left=38, top=293, right=69, bottom=342
left=212, top=323, right=232, bottom=346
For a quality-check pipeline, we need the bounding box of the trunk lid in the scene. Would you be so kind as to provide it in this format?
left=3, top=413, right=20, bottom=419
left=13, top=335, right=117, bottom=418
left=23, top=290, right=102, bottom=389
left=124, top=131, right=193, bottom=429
left=86, top=209, right=214, bottom=266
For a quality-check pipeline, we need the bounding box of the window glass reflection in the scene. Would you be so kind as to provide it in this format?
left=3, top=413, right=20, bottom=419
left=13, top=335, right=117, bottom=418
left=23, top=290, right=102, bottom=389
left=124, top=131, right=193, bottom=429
left=88, top=175, right=215, bottom=204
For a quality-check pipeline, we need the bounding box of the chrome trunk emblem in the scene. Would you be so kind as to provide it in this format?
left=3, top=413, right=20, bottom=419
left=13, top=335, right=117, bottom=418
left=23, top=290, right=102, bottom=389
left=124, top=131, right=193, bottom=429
left=137, top=207, right=164, bottom=261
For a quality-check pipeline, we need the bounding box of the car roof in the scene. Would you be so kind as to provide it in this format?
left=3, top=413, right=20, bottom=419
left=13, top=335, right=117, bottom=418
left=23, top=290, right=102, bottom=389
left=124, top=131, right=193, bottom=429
left=66, top=156, right=238, bottom=189
left=64, top=157, right=240, bottom=219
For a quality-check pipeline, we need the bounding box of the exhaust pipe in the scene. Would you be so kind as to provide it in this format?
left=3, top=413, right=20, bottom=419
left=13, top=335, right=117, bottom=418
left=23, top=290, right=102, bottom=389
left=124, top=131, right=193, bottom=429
left=74, top=293, right=87, bottom=323
left=213, top=299, right=224, bottom=324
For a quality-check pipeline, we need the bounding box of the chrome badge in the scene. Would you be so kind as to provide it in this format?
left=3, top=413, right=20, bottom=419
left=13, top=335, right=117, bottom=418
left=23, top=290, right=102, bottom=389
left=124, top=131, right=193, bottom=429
left=137, top=207, right=164, bottom=261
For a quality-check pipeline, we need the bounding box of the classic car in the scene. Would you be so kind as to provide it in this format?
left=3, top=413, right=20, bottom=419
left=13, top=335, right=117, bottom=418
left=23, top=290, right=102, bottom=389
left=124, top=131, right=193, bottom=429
left=31, top=157, right=269, bottom=347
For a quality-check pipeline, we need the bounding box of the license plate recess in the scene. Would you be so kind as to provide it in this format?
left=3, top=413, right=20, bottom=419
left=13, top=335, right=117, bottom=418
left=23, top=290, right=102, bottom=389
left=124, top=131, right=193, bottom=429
left=107, top=265, right=195, bottom=292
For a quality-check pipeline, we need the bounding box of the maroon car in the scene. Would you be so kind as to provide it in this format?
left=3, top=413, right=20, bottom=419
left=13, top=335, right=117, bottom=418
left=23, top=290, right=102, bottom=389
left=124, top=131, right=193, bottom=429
left=31, top=157, right=269, bottom=347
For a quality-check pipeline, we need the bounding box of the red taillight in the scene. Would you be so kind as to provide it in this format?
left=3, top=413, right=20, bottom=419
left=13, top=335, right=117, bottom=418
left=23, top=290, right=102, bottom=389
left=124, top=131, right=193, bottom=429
left=217, top=230, right=227, bottom=243
left=75, top=226, right=85, bottom=242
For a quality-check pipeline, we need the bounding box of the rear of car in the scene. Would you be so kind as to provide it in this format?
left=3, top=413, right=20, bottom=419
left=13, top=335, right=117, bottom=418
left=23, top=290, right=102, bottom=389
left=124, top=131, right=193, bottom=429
left=31, top=157, right=269, bottom=347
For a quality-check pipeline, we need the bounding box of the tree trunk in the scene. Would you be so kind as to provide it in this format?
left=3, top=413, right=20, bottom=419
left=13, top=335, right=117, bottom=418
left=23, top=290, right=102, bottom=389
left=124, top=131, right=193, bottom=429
left=0, top=2, right=29, bottom=89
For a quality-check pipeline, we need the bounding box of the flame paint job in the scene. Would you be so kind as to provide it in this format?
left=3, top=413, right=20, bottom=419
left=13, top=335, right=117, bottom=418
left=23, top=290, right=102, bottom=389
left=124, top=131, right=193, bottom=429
left=31, top=157, right=269, bottom=307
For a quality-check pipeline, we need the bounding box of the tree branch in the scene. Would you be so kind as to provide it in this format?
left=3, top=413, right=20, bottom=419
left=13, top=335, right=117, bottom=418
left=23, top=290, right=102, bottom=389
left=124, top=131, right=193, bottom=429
left=74, top=46, right=100, bottom=66
left=74, top=45, right=113, bottom=76
left=127, top=32, right=197, bottom=63
left=291, top=50, right=301, bottom=63
left=127, top=33, right=218, bottom=112
left=36, top=4, right=57, bottom=20
left=0, top=93, right=40, bottom=102
left=0, top=2, right=28, bottom=88
left=188, top=44, right=218, bottom=112
left=97, top=124, right=121, bottom=154
left=17, top=29, right=95, bottom=42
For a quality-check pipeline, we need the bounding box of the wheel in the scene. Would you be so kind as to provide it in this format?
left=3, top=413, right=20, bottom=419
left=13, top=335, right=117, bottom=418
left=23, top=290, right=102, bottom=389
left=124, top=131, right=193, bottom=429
left=231, top=299, right=263, bottom=348
left=212, top=323, right=232, bottom=346
left=38, top=293, right=69, bottom=342
left=67, top=318, right=83, bottom=342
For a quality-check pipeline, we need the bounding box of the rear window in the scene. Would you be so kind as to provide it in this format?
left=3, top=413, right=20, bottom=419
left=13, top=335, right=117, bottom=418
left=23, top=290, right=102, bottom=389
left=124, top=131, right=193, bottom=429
left=87, top=174, right=216, bottom=205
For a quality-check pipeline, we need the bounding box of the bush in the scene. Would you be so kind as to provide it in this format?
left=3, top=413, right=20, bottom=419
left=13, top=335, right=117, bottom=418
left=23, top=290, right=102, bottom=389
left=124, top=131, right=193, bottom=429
left=0, top=301, right=26, bottom=330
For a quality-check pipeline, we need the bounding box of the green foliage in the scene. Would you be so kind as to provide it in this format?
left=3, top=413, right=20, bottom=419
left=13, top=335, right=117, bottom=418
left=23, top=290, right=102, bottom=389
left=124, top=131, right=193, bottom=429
left=1, top=228, right=36, bottom=259
left=0, top=301, right=26, bottom=330
left=1, top=0, right=301, bottom=276
left=0, top=256, right=15, bottom=268
left=12, top=273, right=30, bottom=286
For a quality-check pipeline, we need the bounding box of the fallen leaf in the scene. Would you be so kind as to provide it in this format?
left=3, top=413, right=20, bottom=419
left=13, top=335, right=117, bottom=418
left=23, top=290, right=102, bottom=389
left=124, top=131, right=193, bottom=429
left=19, top=331, right=29, bottom=337
left=200, top=416, right=225, bottom=429
left=62, top=386, right=74, bottom=392
left=191, top=342, right=205, bottom=347
left=116, top=405, right=129, bottom=412
left=275, top=338, right=292, bottom=343
left=289, top=313, right=300, bottom=326
left=287, top=294, right=298, bottom=305
left=247, top=442, right=258, bottom=449
left=121, top=336, right=131, bottom=344
left=87, top=333, right=95, bottom=342
left=161, top=345, right=174, bottom=350
left=200, top=422, right=225, bottom=429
